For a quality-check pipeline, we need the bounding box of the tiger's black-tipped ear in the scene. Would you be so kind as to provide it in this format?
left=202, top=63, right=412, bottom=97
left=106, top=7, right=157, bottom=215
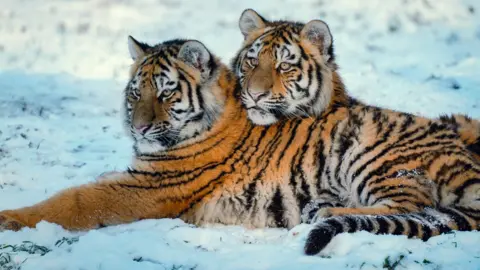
left=128, top=36, right=148, bottom=61
left=301, top=20, right=333, bottom=61
left=239, top=9, right=267, bottom=38
left=178, top=40, right=212, bottom=76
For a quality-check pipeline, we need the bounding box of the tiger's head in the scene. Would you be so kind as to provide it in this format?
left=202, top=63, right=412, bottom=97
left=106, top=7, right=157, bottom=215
left=124, top=37, right=224, bottom=154
left=233, top=9, right=347, bottom=125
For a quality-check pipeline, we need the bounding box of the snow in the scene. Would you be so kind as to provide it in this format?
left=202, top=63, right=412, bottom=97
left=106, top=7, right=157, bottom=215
left=1, top=0, right=480, bottom=269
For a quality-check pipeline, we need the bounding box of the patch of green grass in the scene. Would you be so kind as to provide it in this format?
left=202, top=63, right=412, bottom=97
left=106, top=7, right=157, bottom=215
left=0, top=237, right=81, bottom=269
left=54, top=237, right=79, bottom=247
left=383, top=254, right=405, bottom=270
left=0, top=241, right=50, bottom=256
left=133, top=256, right=197, bottom=269
left=0, top=252, right=23, bottom=270
left=423, top=259, right=432, bottom=264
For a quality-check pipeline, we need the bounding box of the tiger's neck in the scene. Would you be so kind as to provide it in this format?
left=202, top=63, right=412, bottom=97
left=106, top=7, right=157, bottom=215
left=132, top=67, right=251, bottom=172
left=320, top=70, right=354, bottom=117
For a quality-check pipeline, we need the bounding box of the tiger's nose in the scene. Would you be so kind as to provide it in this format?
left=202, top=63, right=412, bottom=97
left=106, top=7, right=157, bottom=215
left=248, top=89, right=268, bottom=101
left=134, top=124, right=151, bottom=135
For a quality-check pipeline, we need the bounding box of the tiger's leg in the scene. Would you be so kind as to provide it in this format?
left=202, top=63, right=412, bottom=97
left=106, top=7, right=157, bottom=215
left=309, top=171, right=435, bottom=223
left=0, top=172, right=183, bottom=231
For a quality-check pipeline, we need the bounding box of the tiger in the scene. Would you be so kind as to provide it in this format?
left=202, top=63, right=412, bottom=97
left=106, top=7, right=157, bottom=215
left=233, top=9, right=480, bottom=254
left=0, top=37, right=343, bottom=237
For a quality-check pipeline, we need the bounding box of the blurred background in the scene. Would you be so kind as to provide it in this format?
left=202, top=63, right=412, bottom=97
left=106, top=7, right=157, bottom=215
left=0, top=0, right=480, bottom=206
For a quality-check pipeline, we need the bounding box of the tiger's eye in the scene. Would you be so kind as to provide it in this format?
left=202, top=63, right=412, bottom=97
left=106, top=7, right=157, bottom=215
left=250, top=58, right=259, bottom=66
left=280, top=62, right=291, bottom=70
left=162, top=90, right=173, bottom=98
left=130, top=88, right=140, bottom=100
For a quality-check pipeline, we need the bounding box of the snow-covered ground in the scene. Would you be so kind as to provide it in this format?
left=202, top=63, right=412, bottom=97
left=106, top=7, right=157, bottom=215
left=1, top=0, right=480, bottom=269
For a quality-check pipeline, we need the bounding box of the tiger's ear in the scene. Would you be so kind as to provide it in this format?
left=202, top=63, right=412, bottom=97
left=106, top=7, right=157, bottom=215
left=239, top=9, right=267, bottom=38
left=301, top=20, right=333, bottom=61
left=178, top=40, right=212, bottom=77
left=128, top=36, right=148, bottom=61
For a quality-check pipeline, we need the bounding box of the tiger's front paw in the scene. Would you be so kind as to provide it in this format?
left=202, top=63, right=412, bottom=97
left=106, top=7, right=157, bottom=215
left=0, top=212, right=27, bottom=231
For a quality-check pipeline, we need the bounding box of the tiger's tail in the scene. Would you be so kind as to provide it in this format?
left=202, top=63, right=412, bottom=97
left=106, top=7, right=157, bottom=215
left=439, top=114, right=480, bottom=158
left=304, top=207, right=478, bottom=255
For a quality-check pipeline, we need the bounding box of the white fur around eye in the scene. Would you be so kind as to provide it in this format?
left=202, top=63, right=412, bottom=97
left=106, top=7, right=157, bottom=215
left=246, top=40, right=263, bottom=59
left=275, top=44, right=300, bottom=67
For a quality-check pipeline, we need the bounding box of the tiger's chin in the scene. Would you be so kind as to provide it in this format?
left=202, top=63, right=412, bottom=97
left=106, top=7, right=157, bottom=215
left=247, top=108, right=279, bottom=126
left=135, top=140, right=168, bottom=154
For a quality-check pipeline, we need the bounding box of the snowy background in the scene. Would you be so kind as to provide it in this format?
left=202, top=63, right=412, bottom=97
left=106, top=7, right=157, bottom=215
left=1, top=0, right=480, bottom=269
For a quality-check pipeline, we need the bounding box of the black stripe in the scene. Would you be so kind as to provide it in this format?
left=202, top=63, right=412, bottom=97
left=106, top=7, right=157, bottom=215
left=334, top=116, right=359, bottom=181
left=434, top=133, right=458, bottom=140
left=454, top=178, right=480, bottom=200
left=371, top=190, right=421, bottom=204
left=158, top=63, right=170, bottom=72
left=245, top=181, right=257, bottom=210
left=343, top=216, right=358, bottom=233
left=293, top=121, right=319, bottom=212
left=308, top=62, right=323, bottom=106
left=407, top=219, right=418, bottom=238
left=439, top=207, right=472, bottom=231
left=467, top=139, right=480, bottom=156
left=186, top=75, right=194, bottom=109
left=376, top=216, right=390, bottom=234
left=325, top=218, right=345, bottom=233
left=325, top=120, right=343, bottom=193
left=390, top=216, right=405, bottom=235
left=255, top=121, right=289, bottom=165
left=195, top=85, right=204, bottom=110
left=421, top=223, right=432, bottom=241
left=392, top=140, right=456, bottom=155
left=399, top=114, right=415, bottom=133
left=315, top=140, right=326, bottom=194
left=455, top=206, right=480, bottom=219
left=268, top=187, right=286, bottom=227
left=298, top=43, right=309, bottom=61
left=276, top=120, right=302, bottom=167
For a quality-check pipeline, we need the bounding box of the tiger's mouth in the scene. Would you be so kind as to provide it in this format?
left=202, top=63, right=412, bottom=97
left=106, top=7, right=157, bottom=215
left=246, top=105, right=269, bottom=115
left=132, top=126, right=180, bottom=147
